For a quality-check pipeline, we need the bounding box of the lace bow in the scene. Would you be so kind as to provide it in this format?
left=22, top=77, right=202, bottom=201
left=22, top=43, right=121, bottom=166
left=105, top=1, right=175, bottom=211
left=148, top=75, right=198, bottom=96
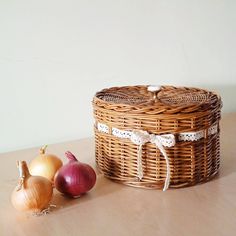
left=130, top=130, right=175, bottom=191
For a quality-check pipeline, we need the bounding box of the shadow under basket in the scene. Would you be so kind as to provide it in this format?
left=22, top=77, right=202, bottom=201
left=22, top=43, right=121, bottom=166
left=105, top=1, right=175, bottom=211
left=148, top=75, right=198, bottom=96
left=92, top=85, right=222, bottom=190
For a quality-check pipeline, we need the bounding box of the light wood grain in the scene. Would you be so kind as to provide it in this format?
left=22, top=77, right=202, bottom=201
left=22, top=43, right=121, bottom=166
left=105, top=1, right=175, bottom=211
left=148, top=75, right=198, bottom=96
left=0, top=113, right=236, bottom=236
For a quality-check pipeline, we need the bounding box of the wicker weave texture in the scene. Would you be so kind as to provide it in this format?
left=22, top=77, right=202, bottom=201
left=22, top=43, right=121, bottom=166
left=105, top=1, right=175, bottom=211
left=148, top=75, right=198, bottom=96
left=93, top=85, right=222, bottom=189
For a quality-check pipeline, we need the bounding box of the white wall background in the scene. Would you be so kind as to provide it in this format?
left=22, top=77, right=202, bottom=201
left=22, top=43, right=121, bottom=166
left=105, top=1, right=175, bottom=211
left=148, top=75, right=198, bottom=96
left=0, top=0, right=236, bottom=153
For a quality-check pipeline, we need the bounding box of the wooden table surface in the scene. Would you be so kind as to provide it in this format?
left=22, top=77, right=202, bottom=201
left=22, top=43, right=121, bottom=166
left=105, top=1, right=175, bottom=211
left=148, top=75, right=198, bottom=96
left=0, top=113, right=236, bottom=236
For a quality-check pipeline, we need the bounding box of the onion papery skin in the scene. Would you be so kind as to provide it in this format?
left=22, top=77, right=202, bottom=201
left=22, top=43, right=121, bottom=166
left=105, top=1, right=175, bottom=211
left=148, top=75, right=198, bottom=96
left=11, top=176, right=53, bottom=212
left=54, top=152, right=96, bottom=197
left=11, top=161, right=53, bottom=213
left=29, top=146, right=63, bottom=182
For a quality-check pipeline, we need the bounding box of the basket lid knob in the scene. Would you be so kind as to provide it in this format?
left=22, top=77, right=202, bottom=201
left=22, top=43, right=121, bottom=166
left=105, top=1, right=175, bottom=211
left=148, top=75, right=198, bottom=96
left=147, top=85, right=161, bottom=101
left=147, top=85, right=161, bottom=92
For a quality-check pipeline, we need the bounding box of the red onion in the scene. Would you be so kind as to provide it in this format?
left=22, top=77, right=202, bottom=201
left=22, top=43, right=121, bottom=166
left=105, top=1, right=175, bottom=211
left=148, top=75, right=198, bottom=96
left=54, top=151, right=96, bottom=197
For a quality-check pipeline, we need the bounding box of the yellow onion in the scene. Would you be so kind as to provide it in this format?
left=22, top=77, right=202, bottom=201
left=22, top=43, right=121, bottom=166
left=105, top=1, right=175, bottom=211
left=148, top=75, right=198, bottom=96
left=29, top=145, right=63, bottom=182
left=11, top=161, right=53, bottom=213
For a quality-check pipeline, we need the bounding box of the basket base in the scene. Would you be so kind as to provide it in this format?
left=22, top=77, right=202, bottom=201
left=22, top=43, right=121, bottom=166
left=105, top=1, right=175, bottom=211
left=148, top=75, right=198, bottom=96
left=98, top=168, right=220, bottom=190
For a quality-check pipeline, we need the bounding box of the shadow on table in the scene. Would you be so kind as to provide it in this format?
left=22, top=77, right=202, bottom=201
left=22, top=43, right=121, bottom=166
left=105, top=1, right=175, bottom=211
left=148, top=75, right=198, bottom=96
left=50, top=173, right=122, bottom=212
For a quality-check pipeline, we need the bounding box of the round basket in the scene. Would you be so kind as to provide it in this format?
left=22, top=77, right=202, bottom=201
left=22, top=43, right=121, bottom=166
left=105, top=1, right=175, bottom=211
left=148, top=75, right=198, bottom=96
left=92, top=85, right=222, bottom=190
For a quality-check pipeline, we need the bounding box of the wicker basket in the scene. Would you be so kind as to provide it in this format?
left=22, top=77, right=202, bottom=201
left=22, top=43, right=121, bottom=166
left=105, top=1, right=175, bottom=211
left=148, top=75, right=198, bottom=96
left=92, top=85, right=222, bottom=190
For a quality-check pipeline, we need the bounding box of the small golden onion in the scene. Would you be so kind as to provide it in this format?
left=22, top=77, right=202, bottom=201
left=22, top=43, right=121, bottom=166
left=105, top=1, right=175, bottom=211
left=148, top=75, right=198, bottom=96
left=11, top=161, right=53, bottom=213
left=29, top=145, right=63, bottom=182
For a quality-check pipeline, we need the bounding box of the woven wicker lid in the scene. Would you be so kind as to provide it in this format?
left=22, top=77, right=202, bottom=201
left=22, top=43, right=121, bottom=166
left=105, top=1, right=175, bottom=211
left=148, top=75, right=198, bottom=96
left=94, top=85, right=221, bottom=114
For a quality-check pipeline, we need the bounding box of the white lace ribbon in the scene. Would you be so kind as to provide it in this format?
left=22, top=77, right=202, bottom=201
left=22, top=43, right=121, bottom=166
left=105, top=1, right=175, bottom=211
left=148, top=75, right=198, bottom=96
left=130, top=131, right=175, bottom=191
